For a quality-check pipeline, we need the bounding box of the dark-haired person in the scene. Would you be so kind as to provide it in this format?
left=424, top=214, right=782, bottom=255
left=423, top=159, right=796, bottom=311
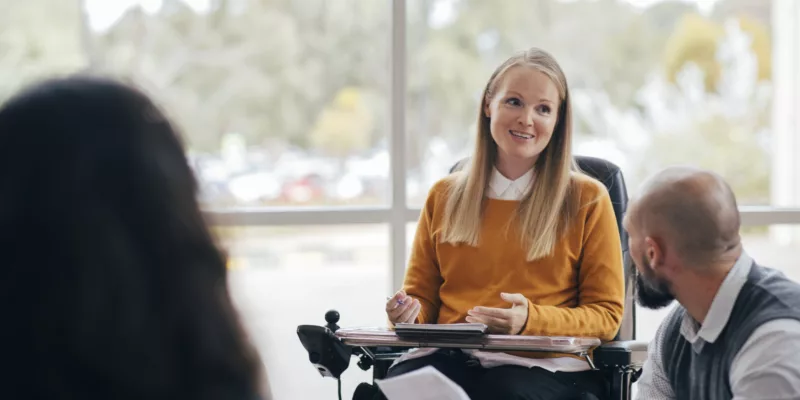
left=0, top=75, right=269, bottom=400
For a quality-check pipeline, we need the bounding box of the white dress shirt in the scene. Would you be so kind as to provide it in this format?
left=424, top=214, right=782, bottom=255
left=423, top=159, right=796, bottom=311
left=392, top=167, right=591, bottom=372
left=636, top=252, right=800, bottom=399
left=487, top=167, right=534, bottom=200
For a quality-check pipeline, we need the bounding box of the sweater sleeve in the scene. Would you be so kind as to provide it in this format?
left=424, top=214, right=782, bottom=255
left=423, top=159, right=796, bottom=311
left=521, top=186, right=625, bottom=341
left=402, top=182, right=445, bottom=324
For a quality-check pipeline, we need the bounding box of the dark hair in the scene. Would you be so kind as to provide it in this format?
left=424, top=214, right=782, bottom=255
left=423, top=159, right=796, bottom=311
left=0, top=75, right=264, bottom=400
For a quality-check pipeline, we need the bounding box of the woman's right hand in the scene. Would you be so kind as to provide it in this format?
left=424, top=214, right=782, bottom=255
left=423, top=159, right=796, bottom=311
left=386, top=290, right=421, bottom=325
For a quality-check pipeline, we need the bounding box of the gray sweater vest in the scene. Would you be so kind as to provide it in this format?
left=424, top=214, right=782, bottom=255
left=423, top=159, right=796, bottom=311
left=661, top=262, right=800, bottom=400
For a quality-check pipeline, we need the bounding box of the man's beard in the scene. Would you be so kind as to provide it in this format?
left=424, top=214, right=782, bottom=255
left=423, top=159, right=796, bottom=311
left=635, top=256, right=675, bottom=309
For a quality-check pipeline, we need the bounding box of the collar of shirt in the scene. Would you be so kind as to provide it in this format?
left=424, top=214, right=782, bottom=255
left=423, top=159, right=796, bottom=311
left=488, top=167, right=534, bottom=201
left=680, top=251, right=753, bottom=353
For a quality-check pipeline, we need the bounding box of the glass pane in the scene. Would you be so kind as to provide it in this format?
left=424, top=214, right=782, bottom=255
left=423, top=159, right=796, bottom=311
left=0, top=0, right=87, bottom=99
left=1, top=1, right=391, bottom=208
left=222, top=224, right=390, bottom=399
left=81, top=1, right=390, bottom=208
left=406, top=0, right=780, bottom=207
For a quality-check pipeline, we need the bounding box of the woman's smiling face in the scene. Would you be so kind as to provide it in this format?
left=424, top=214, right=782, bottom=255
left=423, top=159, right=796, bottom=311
left=484, top=65, right=561, bottom=170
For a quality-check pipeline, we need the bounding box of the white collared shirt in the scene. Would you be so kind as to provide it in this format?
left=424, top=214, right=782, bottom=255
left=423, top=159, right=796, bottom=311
left=393, top=166, right=591, bottom=372
left=488, top=167, right=534, bottom=200
left=636, top=252, right=800, bottom=399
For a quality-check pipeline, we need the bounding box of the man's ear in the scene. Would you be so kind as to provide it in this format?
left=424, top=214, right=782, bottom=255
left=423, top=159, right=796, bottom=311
left=644, top=236, right=664, bottom=271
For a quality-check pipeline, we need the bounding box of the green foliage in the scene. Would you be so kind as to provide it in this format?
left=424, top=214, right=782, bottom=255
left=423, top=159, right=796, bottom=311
left=0, top=0, right=85, bottom=101
left=738, top=15, right=772, bottom=81
left=0, top=0, right=776, bottom=204
left=310, top=87, right=374, bottom=157
left=89, top=0, right=390, bottom=152
left=664, top=13, right=724, bottom=92
left=712, top=0, right=771, bottom=26
left=663, top=12, right=771, bottom=92
left=643, top=3, right=773, bottom=203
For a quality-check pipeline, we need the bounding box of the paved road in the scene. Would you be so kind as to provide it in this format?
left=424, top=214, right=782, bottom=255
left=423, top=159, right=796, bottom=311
left=226, top=227, right=800, bottom=399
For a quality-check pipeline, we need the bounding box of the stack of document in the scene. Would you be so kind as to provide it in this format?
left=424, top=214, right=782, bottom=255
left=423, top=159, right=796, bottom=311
left=375, top=365, right=470, bottom=400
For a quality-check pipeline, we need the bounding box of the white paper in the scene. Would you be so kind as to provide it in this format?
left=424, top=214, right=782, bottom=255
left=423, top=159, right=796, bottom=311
left=374, top=365, right=470, bottom=400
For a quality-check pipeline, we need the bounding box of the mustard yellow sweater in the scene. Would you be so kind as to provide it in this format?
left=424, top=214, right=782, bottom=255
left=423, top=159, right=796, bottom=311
left=404, top=172, right=625, bottom=355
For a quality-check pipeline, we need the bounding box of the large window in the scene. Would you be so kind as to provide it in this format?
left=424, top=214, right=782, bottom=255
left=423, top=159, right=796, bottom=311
left=406, top=0, right=775, bottom=207
left=4, top=0, right=800, bottom=399
left=90, top=0, right=392, bottom=208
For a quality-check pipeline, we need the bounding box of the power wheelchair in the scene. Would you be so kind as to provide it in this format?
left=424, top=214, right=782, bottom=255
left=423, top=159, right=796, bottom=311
left=297, top=156, right=648, bottom=400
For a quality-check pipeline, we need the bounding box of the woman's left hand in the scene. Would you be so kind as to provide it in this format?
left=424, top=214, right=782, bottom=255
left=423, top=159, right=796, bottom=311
left=465, top=292, right=529, bottom=335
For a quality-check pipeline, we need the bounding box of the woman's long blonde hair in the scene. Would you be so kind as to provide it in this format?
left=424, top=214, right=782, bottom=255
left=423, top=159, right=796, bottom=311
left=439, top=48, right=579, bottom=261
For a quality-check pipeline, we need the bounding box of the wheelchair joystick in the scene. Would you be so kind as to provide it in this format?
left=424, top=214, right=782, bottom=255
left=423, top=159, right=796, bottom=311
left=325, top=309, right=340, bottom=332
left=296, top=309, right=351, bottom=379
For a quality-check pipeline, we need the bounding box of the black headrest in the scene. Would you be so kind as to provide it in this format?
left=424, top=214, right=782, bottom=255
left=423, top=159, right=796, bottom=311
left=574, top=156, right=629, bottom=253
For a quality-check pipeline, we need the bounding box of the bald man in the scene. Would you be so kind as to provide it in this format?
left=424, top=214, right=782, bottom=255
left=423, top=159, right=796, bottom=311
left=624, top=167, right=800, bottom=400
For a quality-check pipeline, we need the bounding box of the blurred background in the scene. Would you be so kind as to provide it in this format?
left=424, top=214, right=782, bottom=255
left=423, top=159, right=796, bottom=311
left=4, top=0, right=799, bottom=397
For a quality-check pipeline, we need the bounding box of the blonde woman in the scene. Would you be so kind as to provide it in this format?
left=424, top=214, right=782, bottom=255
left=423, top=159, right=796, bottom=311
left=381, top=48, right=624, bottom=399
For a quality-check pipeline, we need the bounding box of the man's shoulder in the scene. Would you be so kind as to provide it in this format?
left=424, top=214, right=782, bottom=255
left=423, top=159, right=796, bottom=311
left=730, top=318, right=800, bottom=389
left=741, top=262, right=800, bottom=314
left=735, top=315, right=800, bottom=349
left=748, top=262, right=800, bottom=292
left=748, top=318, right=800, bottom=336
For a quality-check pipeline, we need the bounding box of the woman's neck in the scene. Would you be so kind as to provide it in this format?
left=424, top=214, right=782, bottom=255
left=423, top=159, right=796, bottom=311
left=495, top=158, right=536, bottom=181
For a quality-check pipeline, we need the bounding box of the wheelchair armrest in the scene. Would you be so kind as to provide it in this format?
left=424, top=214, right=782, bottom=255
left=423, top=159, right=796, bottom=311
left=594, top=340, right=648, bottom=369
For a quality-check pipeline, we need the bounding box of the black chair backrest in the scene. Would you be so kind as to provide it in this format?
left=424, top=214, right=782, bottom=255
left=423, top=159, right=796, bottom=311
left=449, top=155, right=635, bottom=340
